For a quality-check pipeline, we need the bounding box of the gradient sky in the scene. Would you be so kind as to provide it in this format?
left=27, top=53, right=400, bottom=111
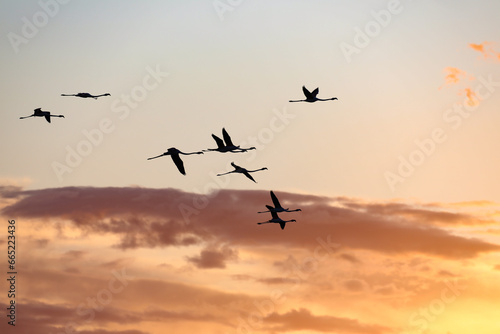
left=1, top=1, right=500, bottom=334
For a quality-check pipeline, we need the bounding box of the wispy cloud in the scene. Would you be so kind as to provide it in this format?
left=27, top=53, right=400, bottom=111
left=469, top=41, right=500, bottom=61
left=264, top=308, right=391, bottom=334
left=441, top=67, right=470, bottom=86
left=2, top=186, right=498, bottom=259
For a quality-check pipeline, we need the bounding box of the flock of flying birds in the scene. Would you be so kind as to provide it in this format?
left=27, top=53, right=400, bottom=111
left=19, top=86, right=338, bottom=230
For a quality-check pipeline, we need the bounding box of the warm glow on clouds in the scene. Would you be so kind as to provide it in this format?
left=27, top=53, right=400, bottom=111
left=441, top=67, right=469, bottom=86
left=460, top=87, right=480, bottom=106
left=1, top=185, right=500, bottom=334
left=469, top=42, right=500, bottom=61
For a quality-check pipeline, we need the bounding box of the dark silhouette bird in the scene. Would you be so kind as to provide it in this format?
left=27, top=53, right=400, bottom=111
left=61, top=92, right=111, bottom=99
left=19, top=108, right=64, bottom=123
left=147, top=147, right=203, bottom=175
left=258, top=190, right=302, bottom=213
left=217, top=162, right=267, bottom=183
left=257, top=206, right=296, bottom=230
left=204, top=128, right=256, bottom=153
left=289, top=86, right=337, bottom=103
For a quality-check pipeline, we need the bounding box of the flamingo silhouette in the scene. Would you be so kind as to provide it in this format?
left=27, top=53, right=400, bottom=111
left=217, top=162, right=267, bottom=183
left=289, top=86, right=337, bottom=103
left=19, top=108, right=64, bottom=123
left=204, top=128, right=256, bottom=153
left=147, top=147, right=203, bottom=175
left=258, top=190, right=302, bottom=213
left=61, top=92, right=111, bottom=99
left=257, top=206, right=297, bottom=230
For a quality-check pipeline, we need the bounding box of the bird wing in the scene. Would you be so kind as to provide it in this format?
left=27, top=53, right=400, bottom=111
left=242, top=170, right=256, bottom=183
left=270, top=191, right=282, bottom=208
left=44, top=114, right=51, bottom=123
left=222, top=128, right=234, bottom=146
left=212, top=134, right=225, bottom=149
left=170, top=153, right=186, bottom=175
left=279, top=222, right=286, bottom=230
left=231, top=162, right=242, bottom=169
left=311, top=87, right=319, bottom=98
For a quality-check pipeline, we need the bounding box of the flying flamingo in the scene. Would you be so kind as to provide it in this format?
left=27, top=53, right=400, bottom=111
left=216, top=162, right=267, bottom=183
left=147, top=147, right=203, bottom=175
left=61, top=92, right=111, bottom=99
left=204, top=128, right=256, bottom=153
left=257, top=206, right=297, bottom=230
left=258, top=190, right=302, bottom=213
left=19, top=108, right=65, bottom=123
left=289, top=86, right=338, bottom=103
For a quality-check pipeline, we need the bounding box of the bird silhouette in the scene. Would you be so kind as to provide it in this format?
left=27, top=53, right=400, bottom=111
left=258, top=190, right=302, bottom=213
left=19, top=108, right=64, bottom=123
left=289, top=86, right=338, bottom=103
left=61, top=92, right=111, bottom=99
left=204, top=128, right=256, bottom=153
left=257, top=206, right=297, bottom=230
left=147, top=147, right=203, bottom=175
left=217, top=162, right=267, bottom=183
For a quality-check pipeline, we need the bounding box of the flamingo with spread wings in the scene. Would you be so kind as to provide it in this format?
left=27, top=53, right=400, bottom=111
left=19, top=108, right=65, bottom=123
left=204, top=128, right=256, bottom=153
left=148, top=147, right=203, bottom=175
left=289, top=86, right=337, bottom=103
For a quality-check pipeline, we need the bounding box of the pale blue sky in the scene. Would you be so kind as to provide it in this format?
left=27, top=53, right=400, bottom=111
left=1, top=0, right=500, bottom=202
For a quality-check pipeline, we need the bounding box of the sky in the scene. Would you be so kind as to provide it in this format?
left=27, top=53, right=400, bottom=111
left=1, top=1, right=500, bottom=333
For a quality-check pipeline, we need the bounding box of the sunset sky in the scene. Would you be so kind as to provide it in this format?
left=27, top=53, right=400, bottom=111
left=1, top=1, right=500, bottom=334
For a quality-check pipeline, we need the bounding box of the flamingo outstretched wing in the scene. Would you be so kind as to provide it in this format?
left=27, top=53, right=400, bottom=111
left=170, top=153, right=186, bottom=175
left=212, top=134, right=225, bottom=149
left=222, top=128, right=234, bottom=146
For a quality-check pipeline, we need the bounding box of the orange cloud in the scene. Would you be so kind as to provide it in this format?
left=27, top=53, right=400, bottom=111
left=470, top=42, right=487, bottom=54
left=460, top=87, right=480, bottom=106
left=469, top=41, right=500, bottom=61
left=441, top=67, right=469, bottom=87
left=264, top=308, right=391, bottom=333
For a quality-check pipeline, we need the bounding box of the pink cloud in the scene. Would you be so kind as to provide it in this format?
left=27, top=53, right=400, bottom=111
left=187, top=245, right=238, bottom=269
left=2, top=186, right=499, bottom=260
